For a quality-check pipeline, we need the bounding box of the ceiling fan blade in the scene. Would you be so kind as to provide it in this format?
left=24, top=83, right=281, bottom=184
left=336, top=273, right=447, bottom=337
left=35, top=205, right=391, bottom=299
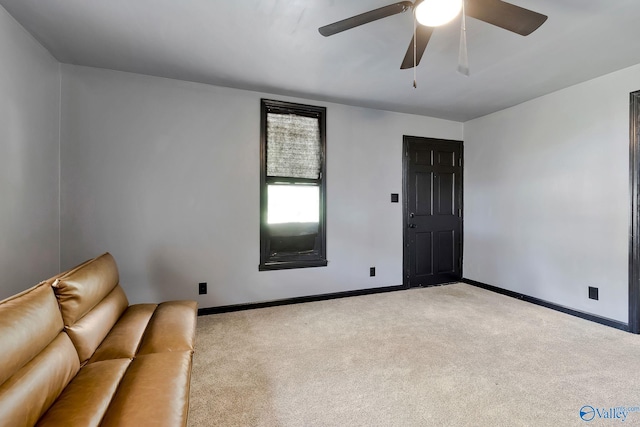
left=465, top=0, right=547, bottom=36
left=400, top=25, right=433, bottom=69
left=319, top=1, right=414, bottom=37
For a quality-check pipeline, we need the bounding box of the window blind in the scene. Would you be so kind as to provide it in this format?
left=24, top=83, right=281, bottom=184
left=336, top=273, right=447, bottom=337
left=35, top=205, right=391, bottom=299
left=266, top=113, right=321, bottom=179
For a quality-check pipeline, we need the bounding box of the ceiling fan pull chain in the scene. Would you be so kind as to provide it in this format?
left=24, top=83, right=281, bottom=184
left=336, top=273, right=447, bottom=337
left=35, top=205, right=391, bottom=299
left=413, top=8, right=417, bottom=88
left=457, top=0, right=470, bottom=76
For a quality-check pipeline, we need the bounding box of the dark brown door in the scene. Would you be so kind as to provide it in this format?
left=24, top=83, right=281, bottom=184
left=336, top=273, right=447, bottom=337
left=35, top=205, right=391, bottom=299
left=403, top=136, right=463, bottom=287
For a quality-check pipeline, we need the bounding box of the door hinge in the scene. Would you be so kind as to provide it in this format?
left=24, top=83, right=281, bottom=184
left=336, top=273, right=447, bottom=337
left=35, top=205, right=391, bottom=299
left=458, top=158, right=462, bottom=167
left=458, top=208, right=462, bottom=217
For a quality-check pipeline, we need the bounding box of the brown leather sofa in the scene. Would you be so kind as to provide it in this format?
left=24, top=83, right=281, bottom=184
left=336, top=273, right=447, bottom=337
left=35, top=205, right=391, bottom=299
left=0, top=253, right=197, bottom=427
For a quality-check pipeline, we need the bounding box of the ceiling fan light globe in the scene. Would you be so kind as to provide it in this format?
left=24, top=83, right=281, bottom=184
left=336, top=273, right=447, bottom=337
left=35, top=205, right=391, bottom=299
left=415, top=0, right=463, bottom=27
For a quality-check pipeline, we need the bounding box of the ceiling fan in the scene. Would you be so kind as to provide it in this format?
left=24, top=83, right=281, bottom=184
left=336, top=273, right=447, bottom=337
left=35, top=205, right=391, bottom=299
left=318, top=0, right=547, bottom=76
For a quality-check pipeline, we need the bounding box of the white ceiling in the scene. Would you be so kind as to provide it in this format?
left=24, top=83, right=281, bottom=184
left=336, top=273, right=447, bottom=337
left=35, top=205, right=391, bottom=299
left=2, top=0, right=640, bottom=121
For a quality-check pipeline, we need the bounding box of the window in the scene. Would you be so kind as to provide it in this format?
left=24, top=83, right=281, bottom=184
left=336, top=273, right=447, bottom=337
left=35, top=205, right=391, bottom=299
left=260, top=99, right=327, bottom=270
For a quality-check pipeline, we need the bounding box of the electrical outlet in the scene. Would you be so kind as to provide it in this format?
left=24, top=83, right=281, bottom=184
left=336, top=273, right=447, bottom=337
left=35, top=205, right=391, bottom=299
left=588, top=286, right=598, bottom=300
left=199, top=282, right=207, bottom=295
left=370, top=267, right=375, bottom=277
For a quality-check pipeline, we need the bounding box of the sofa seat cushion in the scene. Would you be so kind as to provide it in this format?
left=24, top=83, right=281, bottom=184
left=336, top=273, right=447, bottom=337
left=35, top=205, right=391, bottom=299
left=37, top=359, right=131, bottom=427
left=100, top=351, right=193, bottom=427
left=88, top=304, right=157, bottom=363
left=138, top=301, right=198, bottom=355
left=88, top=300, right=197, bottom=364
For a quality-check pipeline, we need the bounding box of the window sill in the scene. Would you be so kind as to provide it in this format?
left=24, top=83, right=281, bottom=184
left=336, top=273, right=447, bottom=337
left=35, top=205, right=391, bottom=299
left=259, top=259, right=328, bottom=271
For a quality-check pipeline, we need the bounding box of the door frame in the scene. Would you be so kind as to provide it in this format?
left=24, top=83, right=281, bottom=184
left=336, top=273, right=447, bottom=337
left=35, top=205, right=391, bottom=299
left=402, top=136, right=464, bottom=288
left=629, top=90, right=640, bottom=334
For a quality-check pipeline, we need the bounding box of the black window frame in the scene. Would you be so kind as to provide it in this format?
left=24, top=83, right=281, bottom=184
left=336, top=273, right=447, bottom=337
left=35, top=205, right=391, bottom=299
left=259, top=99, right=327, bottom=271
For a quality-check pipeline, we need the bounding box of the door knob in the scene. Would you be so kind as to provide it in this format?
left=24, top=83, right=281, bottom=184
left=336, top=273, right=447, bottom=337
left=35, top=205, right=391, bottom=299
left=408, top=223, right=417, bottom=228
left=409, top=212, right=415, bottom=218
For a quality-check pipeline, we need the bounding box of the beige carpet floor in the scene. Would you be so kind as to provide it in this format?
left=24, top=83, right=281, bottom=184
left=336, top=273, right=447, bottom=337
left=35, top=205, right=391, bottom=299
left=188, top=283, right=640, bottom=426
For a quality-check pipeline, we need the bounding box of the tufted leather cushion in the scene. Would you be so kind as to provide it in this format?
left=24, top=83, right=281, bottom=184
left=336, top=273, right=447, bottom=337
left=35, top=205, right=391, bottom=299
left=53, top=253, right=128, bottom=363
left=37, top=358, right=131, bottom=427
left=53, top=253, right=122, bottom=325
left=65, top=285, right=130, bottom=364
left=100, top=351, right=193, bottom=427
left=0, top=284, right=80, bottom=427
left=0, top=334, right=80, bottom=427
left=0, top=283, right=64, bottom=386
left=138, top=301, right=198, bottom=355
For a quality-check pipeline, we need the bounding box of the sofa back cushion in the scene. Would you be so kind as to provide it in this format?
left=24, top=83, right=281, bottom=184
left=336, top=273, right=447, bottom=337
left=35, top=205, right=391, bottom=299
left=53, top=253, right=129, bottom=363
left=0, top=283, right=80, bottom=426
left=0, top=283, right=64, bottom=385
left=54, top=253, right=122, bottom=324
